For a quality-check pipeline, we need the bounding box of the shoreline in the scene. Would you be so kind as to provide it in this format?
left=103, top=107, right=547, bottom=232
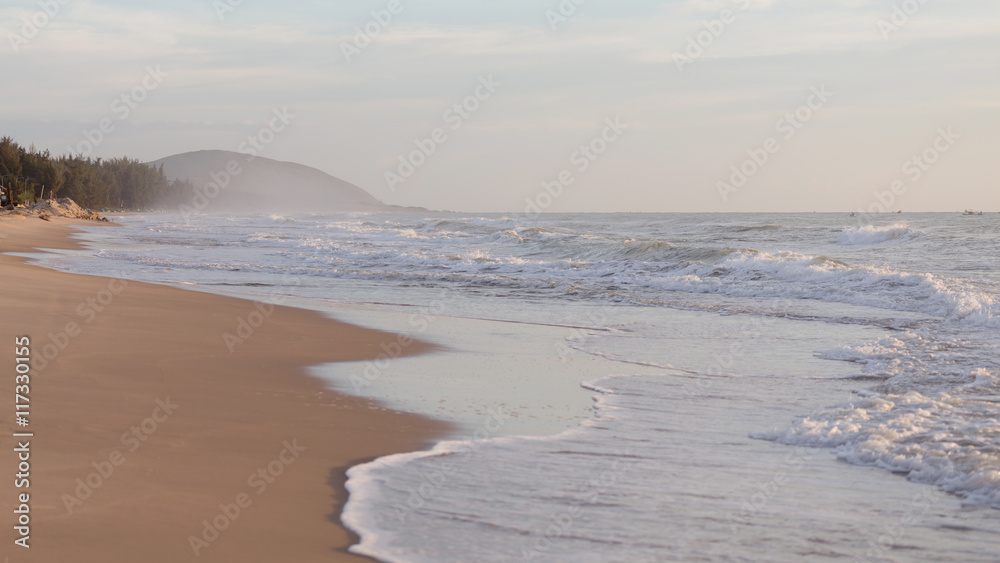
left=0, top=215, right=451, bottom=562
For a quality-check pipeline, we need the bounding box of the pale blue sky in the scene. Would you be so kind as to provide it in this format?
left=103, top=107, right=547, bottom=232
left=2, top=0, right=998, bottom=212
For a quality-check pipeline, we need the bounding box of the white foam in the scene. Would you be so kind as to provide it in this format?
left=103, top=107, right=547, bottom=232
left=641, top=250, right=1000, bottom=328
left=342, top=374, right=635, bottom=562
left=757, top=386, right=1000, bottom=507
left=834, top=223, right=923, bottom=245
left=35, top=211, right=1000, bottom=560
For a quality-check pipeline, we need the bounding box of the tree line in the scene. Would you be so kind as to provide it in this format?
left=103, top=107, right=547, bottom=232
left=0, top=136, right=194, bottom=210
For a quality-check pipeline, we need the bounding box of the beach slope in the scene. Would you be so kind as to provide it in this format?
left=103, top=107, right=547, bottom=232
left=0, top=216, right=445, bottom=562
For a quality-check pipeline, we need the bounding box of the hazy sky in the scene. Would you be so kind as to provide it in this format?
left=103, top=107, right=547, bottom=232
left=2, top=0, right=998, bottom=212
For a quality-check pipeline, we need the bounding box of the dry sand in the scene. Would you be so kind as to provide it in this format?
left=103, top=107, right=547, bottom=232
left=0, top=215, right=448, bottom=562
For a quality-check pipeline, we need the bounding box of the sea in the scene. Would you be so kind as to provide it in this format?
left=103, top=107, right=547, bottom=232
left=31, top=211, right=1000, bottom=562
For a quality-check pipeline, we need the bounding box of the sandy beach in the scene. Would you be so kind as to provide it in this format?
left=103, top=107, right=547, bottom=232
left=0, top=216, right=448, bottom=562
left=3, top=0, right=996, bottom=557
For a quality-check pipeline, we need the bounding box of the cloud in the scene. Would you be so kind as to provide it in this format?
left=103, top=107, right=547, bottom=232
left=1, top=0, right=998, bottom=211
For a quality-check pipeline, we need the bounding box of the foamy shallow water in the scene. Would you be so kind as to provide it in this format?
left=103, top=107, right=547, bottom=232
left=335, top=303, right=1000, bottom=562
left=36, top=211, right=1000, bottom=561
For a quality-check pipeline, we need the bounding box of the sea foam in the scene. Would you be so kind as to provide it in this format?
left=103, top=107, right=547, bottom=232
left=834, top=223, right=923, bottom=245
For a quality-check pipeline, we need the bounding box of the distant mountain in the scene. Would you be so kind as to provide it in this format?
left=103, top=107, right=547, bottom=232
left=149, top=150, right=418, bottom=213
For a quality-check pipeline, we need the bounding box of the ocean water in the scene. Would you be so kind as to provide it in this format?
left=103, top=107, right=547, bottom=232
left=40, top=211, right=1000, bottom=561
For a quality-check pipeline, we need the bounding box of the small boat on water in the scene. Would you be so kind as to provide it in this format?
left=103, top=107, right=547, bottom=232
left=963, top=209, right=984, bottom=216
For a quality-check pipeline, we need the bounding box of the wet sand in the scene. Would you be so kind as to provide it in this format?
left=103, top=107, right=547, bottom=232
left=0, top=215, right=448, bottom=562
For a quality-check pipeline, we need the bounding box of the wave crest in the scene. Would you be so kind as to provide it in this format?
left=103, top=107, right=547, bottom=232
left=834, top=223, right=923, bottom=245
